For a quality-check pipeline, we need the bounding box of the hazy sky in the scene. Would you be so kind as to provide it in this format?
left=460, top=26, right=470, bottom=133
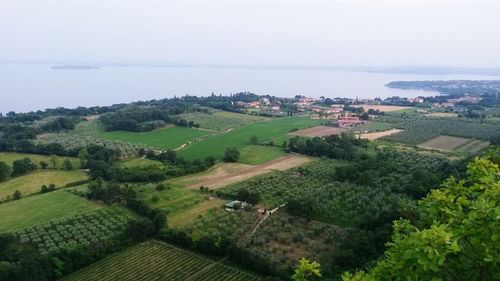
left=1, top=0, right=499, bottom=67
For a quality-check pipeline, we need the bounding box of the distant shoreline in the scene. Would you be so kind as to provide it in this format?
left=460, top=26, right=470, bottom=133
left=50, top=64, right=101, bottom=70
left=1, top=60, right=498, bottom=76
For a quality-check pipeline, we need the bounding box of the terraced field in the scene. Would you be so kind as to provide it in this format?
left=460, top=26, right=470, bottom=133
left=62, top=240, right=262, bottom=281
left=418, top=135, right=490, bottom=153
left=0, top=170, right=89, bottom=201
left=0, top=191, right=103, bottom=232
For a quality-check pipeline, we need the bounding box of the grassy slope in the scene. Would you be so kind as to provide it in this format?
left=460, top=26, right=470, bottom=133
left=99, top=126, right=210, bottom=150
left=136, top=183, right=225, bottom=228
left=118, top=158, right=164, bottom=168
left=239, top=145, right=286, bottom=165
left=0, top=170, right=89, bottom=201
left=0, top=191, right=103, bottom=232
left=0, top=152, right=80, bottom=169
left=179, top=117, right=322, bottom=160
left=353, top=122, right=395, bottom=132
left=138, top=184, right=204, bottom=213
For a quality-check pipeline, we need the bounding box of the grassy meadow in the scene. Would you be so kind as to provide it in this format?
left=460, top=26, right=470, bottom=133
left=0, top=191, right=103, bottom=232
left=0, top=170, right=89, bottom=201
left=178, top=117, right=322, bottom=160
left=180, top=111, right=268, bottom=130
left=99, top=126, right=210, bottom=150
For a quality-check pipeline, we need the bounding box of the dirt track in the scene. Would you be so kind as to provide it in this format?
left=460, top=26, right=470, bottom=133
left=358, top=129, right=402, bottom=140
left=175, top=154, right=312, bottom=190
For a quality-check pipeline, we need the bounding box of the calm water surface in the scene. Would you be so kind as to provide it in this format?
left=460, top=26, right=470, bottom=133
left=1, top=63, right=498, bottom=113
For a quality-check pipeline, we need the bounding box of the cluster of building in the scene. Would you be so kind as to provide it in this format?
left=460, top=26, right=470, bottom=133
left=328, top=116, right=366, bottom=128
left=234, top=98, right=281, bottom=112
left=432, top=95, right=482, bottom=109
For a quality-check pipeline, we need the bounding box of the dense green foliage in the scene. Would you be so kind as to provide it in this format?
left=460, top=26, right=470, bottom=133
left=287, top=133, right=366, bottom=160
left=8, top=208, right=131, bottom=256
left=217, top=149, right=461, bottom=278
left=343, top=156, right=500, bottom=281
left=224, top=147, right=240, bottom=162
left=99, top=107, right=195, bottom=132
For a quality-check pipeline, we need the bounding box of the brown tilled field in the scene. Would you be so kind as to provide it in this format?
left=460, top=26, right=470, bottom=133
left=171, top=154, right=312, bottom=190
left=354, top=105, right=412, bottom=112
left=358, top=129, right=403, bottom=140
left=426, top=112, right=459, bottom=118
left=289, top=125, right=347, bottom=137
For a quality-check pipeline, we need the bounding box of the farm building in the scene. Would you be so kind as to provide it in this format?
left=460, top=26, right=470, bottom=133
left=329, top=116, right=366, bottom=128
left=225, top=200, right=248, bottom=212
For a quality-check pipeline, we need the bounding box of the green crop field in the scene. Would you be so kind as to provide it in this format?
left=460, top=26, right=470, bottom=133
left=180, top=111, right=268, bottom=130
left=0, top=152, right=80, bottom=169
left=0, top=191, right=103, bottom=232
left=179, top=117, right=323, bottom=160
left=62, top=240, right=262, bottom=281
left=99, top=126, right=211, bottom=150
left=352, top=122, right=395, bottom=133
left=239, top=145, right=286, bottom=165
left=136, top=183, right=205, bottom=214
left=0, top=170, right=89, bottom=201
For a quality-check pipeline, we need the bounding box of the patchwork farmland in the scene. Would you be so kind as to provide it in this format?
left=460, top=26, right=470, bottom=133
left=62, top=240, right=262, bottom=281
left=0, top=191, right=103, bottom=232
left=178, top=117, right=322, bottom=160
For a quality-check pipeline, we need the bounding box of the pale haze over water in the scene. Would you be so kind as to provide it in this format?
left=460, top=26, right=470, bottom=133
left=1, top=63, right=498, bottom=114
left=1, top=1, right=499, bottom=113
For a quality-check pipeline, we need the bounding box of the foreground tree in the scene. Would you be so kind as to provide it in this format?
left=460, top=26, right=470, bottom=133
left=293, top=257, right=322, bottom=281
left=249, top=135, right=258, bottom=145
left=343, top=157, right=500, bottom=281
left=223, top=147, right=240, bottom=162
left=12, top=158, right=37, bottom=176
left=0, top=161, right=11, bottom=181
left=62, top=159, right=73, bottom=170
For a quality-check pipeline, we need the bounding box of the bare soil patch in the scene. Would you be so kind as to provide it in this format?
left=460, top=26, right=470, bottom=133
left=358, top=129, right=403, bottom=140
left=426, top=112, right=459, bottom=118
left=174, top=154, right=312, bottom=190
left=418, top=135, right=488, bottom=152
left=289, top=126, right=347, bottom=137
left=354, top=105, right=412, bottom=112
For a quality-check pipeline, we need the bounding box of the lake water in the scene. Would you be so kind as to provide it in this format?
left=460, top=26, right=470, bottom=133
left=1, top=63, right=498, bottom=114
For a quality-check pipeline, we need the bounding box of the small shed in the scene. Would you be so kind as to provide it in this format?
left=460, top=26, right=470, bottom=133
left=225, top=200, right=247, bottom=212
